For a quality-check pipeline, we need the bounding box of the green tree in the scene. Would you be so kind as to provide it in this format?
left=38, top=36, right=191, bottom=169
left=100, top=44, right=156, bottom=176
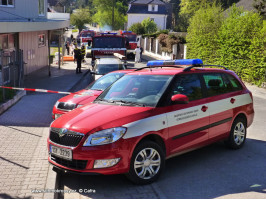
left=141, top=18, right=158, bottom=34
left=186, top=4, right=224, bottom=63
left=92, top=0, right=127, bottom=30
left=128, top=23, right=145, bottom=35
left=70, top=8, right=92, bottom=32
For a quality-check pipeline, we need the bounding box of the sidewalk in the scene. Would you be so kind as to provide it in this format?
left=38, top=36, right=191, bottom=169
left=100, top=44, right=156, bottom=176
left=0, top=61, right=90, bottom=199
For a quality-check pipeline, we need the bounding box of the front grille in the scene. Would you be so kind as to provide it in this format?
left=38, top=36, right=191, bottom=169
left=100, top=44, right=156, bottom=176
left=50, top=128, right=84, bottom=147
left=51, top=155, right=88, bottom=170
left=57, top=102, right=76, bottom=111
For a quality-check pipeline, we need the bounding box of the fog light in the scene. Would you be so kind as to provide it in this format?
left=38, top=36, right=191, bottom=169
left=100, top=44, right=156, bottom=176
left=94, top=158, right=120, bottom=169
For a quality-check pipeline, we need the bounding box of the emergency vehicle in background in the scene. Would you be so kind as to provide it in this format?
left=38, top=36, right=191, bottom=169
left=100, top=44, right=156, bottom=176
left=119, top=31, right=138, bottom=59
left=90, top=32, right=127, bottom=66
left=77, top=30, right=95, bottom=44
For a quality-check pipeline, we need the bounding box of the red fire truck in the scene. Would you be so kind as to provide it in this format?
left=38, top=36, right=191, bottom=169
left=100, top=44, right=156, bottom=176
left=78, top=30, right=95, bottom=44
left=120, top=31, right=138, bottom=59
left=91, top=33, right=127, bottom=66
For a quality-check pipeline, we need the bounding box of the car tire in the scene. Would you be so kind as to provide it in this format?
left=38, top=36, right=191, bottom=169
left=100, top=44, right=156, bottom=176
left=126, top=140, right=165, bottom=185
left=226, top=117, right=247, bottom=149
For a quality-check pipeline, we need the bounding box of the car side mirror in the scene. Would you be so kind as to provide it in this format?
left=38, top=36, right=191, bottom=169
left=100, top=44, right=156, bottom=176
left=171, top=94, right=189, bottom=104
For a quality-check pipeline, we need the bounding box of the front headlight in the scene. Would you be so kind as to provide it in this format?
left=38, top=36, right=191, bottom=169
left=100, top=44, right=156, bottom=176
left=83, top=127, right=127, bottom=146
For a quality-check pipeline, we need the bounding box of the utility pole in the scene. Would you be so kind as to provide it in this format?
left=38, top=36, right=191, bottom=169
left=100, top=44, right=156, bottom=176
left=112, top=0, right=115, bottom=30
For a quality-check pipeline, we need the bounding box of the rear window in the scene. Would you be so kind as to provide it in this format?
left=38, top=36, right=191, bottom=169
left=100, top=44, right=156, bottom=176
left=226, top=74, right=243, bottom=91
left=95, top=64, right=124, bottom=75
left=93, top=37, right=125, bottom=48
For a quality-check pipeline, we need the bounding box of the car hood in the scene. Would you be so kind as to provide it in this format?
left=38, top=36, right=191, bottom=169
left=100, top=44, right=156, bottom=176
left=51, top=103, right=154, bottom=135
left=58, top=89, right=102, bottom=105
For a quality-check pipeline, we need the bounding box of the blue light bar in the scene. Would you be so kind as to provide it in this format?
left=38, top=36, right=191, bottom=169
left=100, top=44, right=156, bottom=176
left=147, top=59, right=203, bottom=67
left=100, top=32, right=117, bottom=35
left=123, top=31, right=132, bottom=33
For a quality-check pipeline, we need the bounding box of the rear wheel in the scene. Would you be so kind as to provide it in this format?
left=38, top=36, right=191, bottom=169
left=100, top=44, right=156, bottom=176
left=126, top=141, right=165, bottom=184
left=226, top=117, right=247, bottom=149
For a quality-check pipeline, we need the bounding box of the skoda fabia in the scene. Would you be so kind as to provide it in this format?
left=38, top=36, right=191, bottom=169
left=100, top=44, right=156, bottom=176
left=48, top=59, right=254, bottom=184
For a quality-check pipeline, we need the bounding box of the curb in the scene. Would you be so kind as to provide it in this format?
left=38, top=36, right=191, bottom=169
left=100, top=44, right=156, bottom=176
left=68, top=69, right=90, bottom=92
left=0, top=90, right=26, bottom=115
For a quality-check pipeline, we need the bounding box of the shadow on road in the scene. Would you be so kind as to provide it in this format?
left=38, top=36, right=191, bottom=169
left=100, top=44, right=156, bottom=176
left=59, top=139, right=266, bottom=199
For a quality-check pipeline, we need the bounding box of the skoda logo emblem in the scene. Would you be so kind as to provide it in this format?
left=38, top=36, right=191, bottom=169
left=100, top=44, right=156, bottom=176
left=58, top=128, right=68, bottom=138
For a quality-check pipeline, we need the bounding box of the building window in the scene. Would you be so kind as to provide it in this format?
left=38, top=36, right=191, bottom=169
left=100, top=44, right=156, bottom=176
left=38, top=0, right=45, bottom=16
left=38, top=34, right=46, bottom=47
left=0, top=0, right=14, bottom=7
left=151, top=5, right=155, bottom=11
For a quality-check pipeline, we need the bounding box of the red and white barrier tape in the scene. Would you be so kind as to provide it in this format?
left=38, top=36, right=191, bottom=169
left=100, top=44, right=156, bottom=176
left=0, top=86, right=74, bottom=95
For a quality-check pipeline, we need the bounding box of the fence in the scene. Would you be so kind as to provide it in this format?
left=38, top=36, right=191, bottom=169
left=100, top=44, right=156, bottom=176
left=140, top=37, right=186, bottom=60
left=0, top=49, right=24, bottom=102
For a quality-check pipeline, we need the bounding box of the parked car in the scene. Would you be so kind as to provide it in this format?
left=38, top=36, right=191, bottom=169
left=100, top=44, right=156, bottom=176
left=92, top=57, right=127, bottom=80
left=48, top=59, right=254, bottom=184
left=52, top=69, right=134, bottom=120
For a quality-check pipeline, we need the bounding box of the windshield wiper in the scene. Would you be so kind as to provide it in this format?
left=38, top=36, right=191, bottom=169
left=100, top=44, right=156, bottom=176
left=112, top=100, right=146, bottom=107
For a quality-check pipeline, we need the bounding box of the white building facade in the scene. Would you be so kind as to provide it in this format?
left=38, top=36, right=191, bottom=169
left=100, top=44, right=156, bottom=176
left=127, top=0, right=168, bottom=30
left=0, top=0, right=69, bottom=75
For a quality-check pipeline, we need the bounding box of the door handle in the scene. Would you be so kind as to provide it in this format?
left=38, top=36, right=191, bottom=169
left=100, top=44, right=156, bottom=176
left=230, top=98, right=236, bottom=104
left=201, top=105, right=208, bottom=112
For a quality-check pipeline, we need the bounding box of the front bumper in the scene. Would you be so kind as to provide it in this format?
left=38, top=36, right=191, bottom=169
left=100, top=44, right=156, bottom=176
left=47, top=136, right=138, bottom=175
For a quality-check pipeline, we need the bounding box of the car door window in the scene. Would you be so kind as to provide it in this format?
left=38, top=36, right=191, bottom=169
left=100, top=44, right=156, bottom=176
left=203, top=73, right=231, bottom=96
left=170, top=74, right=203, bottom=102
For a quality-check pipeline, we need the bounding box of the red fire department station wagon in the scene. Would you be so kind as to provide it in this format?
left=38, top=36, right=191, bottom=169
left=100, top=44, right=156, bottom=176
left=48, top=59, right=254, bottom=184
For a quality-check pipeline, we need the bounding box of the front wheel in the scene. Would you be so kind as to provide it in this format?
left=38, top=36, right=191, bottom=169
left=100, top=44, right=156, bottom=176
left=226, top=117, right=247, bottom=149
left=126, top=141, right=165, bottom=184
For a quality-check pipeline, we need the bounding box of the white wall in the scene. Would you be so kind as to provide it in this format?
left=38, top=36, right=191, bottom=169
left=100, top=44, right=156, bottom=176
left=19, top=31, right=49, bottom=74
left=127, top=14, right=167, bottom=30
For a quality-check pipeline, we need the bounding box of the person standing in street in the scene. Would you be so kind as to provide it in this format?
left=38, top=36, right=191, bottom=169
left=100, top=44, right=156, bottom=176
left=135, top=46, right=141, bottom=63
left=74, top=46, right=82, bottom=73
left=65, top=41, right=70, bottom=55
left=81, top=43, right=86, bottom=63
left=140, top=46, right=143, bottom=62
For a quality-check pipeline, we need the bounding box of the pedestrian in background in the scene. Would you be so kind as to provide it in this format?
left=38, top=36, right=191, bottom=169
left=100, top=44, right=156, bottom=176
left=70, top=34, right=73, bottom=42
left=65, top=41, right=70, bottom=55
left=74, top=46, right=82, bottom=74
left=140, top=46, right=143, bottom=62
left=135, top=46, right=141, bottom=63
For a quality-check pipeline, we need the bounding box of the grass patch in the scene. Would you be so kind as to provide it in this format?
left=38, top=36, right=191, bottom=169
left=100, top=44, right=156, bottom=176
left=72, top=29, right=78, bottom=33
left=0, top=88, right=16, bottom=103
left=50, top=47, right=62, bottom=56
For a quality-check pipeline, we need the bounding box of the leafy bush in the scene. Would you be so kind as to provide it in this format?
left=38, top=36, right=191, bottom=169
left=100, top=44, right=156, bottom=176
left=141, top=18, right=158, bottom=34
left=128, top=23, right=145, bottom=35
left=217, top=5, right=265, bottom=85
left=186, top=4, right=224, bottom=63
left=186, top=4, right=265, bottom=86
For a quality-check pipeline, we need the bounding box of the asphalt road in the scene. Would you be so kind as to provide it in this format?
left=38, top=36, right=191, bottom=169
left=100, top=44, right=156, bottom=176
left=57, top=60, right=266, bottom=199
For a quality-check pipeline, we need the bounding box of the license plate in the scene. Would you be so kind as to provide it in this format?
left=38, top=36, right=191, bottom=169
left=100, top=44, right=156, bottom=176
left=55, top=114, right=62, bottom=119
left=50, top=145, right=72, bottom=160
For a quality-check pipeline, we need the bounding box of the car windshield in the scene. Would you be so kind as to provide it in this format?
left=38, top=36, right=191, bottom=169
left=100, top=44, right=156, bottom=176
left=86, top=72, right=125, bottom=91
left=93, top=37, right=125, bottom=48
left=95, top=64, right=124, bottom=75
left=96, top=75, right=173, bottom=107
